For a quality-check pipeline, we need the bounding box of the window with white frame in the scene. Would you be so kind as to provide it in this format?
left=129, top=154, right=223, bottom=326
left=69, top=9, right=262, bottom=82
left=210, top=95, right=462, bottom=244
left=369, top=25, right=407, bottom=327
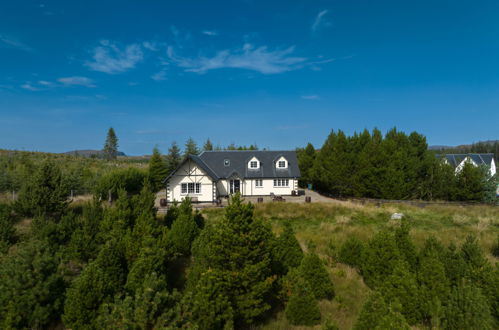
left=278, top=160, right=286, bottom=168
left=250, top=161, right=258, bottom=168
left=273, top=179, right=289, bottom=187
left=181, top=183, right=201, bottom=194
left=255, top=179, right=263, bottom=187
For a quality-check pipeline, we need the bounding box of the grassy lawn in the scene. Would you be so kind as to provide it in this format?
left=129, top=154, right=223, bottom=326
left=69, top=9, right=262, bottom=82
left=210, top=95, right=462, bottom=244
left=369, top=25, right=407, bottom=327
left=202, top=201, right=499, bottom=329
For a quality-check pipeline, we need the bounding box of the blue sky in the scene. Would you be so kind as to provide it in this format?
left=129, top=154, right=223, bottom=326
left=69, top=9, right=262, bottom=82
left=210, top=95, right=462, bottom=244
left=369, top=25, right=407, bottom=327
left=1, top=0, right=498, bottom=155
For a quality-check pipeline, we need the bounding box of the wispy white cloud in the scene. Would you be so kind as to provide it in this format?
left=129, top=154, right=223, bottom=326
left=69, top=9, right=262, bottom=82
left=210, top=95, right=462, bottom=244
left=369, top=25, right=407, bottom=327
left=311, top=10, right=330, bottom=32
left=301, top=95, right=320, bottom=100
left=151, top=69, right=167, bottom=81
left=202, top=30, right=218, bottom=36
left=21, top=83, right=41, bottom=91
left=85, top=40, right=144, bottom=74
left=57, top=76, right=96, bottom=87
left=0, top=34, right=32, bottom=52
left=167, top=43, right=307, bottom=74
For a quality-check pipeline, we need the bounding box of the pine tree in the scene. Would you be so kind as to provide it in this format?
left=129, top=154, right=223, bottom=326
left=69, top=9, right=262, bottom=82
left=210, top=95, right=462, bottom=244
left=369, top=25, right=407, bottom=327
left=103, top=127, right=119, bottom=160
left=298, top=252, right=335, bottom=299
left=380, top=261, right=422, bottom=325
left=285, top=277, right=321, bottom=326
left=148, top=147, right=168, bottom=192
left=184, top=137, right=199, bottom=156
left=338, top=236, right=364, bottom=268
left=188, top=194, right=276, bottom=326
left=63, top=239, right=128, bottom=329
left=0, top=204, right=16, bottom=253
left=353, top=291, right=389, bottom=330
left=15, top=160, right=69, bottom=218
left=203, top=138, right=214, bottom=151
left=0, top=240, right=65, bottom=329
left=394, top=219, right=418, bottom=270
left=274, top=221, right=304, bottom=273
left=166, top=142, right=182, bottom=174
left=360, top=230, right=401, bottom=288
left=168, top=198, right=200, bottom=256
left=297, top=143, right=316, bottom=187
left=418, top=254, right=450, bottom=326
left=443, top=282, right=493, bottom=330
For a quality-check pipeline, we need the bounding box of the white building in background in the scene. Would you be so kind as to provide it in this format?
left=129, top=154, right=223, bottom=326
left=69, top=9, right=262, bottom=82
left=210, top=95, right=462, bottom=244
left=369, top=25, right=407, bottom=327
left=436, top=153, right=496, bottom=177
left=163, top=150, right=301, bottom=203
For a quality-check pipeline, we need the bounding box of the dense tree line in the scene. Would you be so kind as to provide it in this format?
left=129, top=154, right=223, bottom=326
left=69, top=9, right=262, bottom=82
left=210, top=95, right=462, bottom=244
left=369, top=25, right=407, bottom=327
left=297, top=128, right=497, bottom=202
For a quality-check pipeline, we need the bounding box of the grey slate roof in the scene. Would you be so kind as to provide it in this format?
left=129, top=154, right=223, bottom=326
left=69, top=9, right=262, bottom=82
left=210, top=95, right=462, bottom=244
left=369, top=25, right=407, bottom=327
left=197, top=150, right=301, bottom=180
left=163, top=154, right=220, bottom=183
left=436, top=153, right=495, bottom=168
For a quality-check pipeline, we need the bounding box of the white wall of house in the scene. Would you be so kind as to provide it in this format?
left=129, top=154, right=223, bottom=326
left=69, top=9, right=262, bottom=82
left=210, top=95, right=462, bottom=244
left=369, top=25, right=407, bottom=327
left=166, top=160, right=215, bottom=203
left=215, top=178, right=298, bottom=197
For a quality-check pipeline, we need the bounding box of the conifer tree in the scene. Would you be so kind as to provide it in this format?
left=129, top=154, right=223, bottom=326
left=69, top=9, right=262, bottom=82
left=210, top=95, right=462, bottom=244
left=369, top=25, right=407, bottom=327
left=338, top=236, right=364, bottom=268
left=298, top=252, right=335, bottom=299
left=203, top=138, right=214, bottom=151
left=15, top=160, right=69, bottom=218
left=360, top=230, right=401, bottom=288
left=0, top=204, right=16, bottom=253
left=443, top=282, right=493, bottom=330
left=63, top=239, right=128, bottom=329
left=297, top=143, right=316, bottom=187
left=274, top=221, right=303, bottom=273
left=353, top=291, right=389, bottom=330
left=168, top=198, right=200, bottom=256
left=394, top=219, right=418, bottom=270
left=418, top=254, right=450, bottom=326
left=166, top=142, right=182, bottom=174
left=103, top=127, right=119, bottom=160
left=188, top=194, right=276, bottom=326
left=148, top=147, right=168, bottom=192
left=285, top=277, right=321, bottom=326
left=184, top=137, right=199, bottom=156
left=380, top=261, right=422, bottom=325
left=0, top=240, right=65, bottom=329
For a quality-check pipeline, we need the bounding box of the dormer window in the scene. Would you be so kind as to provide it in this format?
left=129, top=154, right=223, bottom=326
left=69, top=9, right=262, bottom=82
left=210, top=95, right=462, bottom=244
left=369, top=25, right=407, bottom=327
left=248, top=157, right=260, bottom=169
left=275, top=156, right=288, bottom=169
left=224, top=159, right=230, bottom=167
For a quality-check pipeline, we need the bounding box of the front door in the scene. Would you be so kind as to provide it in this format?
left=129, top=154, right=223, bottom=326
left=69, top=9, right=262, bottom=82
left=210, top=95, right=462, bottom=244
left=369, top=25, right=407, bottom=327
left=230, top=179, right=240, bottom=194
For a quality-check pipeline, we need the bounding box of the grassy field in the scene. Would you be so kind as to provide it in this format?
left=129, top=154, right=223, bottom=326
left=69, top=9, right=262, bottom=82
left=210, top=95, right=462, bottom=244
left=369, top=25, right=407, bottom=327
left=202, top=201, right=499, bottom=330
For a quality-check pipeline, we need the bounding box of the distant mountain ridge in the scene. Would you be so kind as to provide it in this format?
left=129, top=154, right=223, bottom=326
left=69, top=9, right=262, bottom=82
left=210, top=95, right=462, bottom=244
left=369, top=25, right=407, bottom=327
left=62, top=149, right=126, bottom=157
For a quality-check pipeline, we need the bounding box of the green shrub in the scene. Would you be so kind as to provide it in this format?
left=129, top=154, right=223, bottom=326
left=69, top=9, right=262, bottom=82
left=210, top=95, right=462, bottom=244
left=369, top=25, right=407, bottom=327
left=94, top=167, right=146, bottom=201
left=285, top=278, right=321, bottom=326
left=168, top=199, right=200, bottom=256
left=338, top=236, right=364, bottom=268
left=492, top=235, right=499, bottom=258
left=299, top=252, right=335, bottom=299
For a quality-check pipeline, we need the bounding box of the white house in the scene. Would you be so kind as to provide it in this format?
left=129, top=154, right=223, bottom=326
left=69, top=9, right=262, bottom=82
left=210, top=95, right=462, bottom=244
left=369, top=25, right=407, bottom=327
left=436, top=153, right=496, bottom=177
left=163, top=150, right=301, bottom=203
